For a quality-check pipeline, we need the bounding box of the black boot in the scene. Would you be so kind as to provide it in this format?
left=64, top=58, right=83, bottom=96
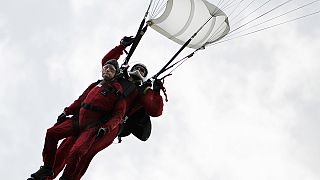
left=30, top=165, right=54, bottom=179
left=59, top=175, right=69, bottom=180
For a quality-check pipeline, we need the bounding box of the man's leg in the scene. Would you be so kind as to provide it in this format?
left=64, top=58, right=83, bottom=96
left=48, top=136, right=77, bottom=179
left=30, top=119, right=75, bottom=179
left=60, top=128, right=97, bottom=179
left=75, top=128, right=119, bottom=179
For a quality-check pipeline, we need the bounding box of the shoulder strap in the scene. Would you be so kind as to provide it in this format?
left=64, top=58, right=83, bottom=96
left=98, top=80, right=123, bottom=99
left=117, top=77, right=137, bottom=98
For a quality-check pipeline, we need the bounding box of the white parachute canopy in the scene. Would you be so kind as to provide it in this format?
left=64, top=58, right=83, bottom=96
left=147, top=0, right=230, bottom=49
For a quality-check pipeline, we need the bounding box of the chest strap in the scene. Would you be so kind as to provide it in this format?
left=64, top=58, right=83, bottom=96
left=81, top=102, right=107, bottom=113
left=99, top=80, right=123, bottom=98
left=76, top=81, right=123, bottom=130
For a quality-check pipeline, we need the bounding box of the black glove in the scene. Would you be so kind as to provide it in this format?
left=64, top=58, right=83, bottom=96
left=139, top=79, right=152, bottom=94
left=153, top=79, right=163, bottom=92
left=143, top=79, right=152, bottom=87
left=96, top=128, right=108, bottom=139
left=120, top=36, right=134, bottom=47
left=57, top=112, right=67, bottom=123
left=143, top=79, right=152, bottom=88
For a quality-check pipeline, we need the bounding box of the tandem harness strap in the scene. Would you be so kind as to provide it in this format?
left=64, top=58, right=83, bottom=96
left=80, top=83, right=123, bottom=112
left=99, top=85, right=123, bottom=98
left=74, top=102, right=112, bottom=132
left=71, top=84, right=123, bottom=132
left=80, top=102, right=106, bottom=113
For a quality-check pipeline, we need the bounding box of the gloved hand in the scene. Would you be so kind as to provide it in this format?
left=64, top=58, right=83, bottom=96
left=96, top=128, right=109, bottom=139
left=139, top=79, right=152, bottom=94
left=120, top=36, right=134, bottom=47
left=153, top=79, right=163, bottom=92
left=57, top=112, right=67, bottom=123
left=143, top=79, right=152, bottom=88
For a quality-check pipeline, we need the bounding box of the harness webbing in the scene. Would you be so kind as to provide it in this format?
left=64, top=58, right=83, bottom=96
left=123, top=0, right=153, bottom=66
left=72, top=82, right=124, bottom=132
left=81, top=102, right=107, bottom=113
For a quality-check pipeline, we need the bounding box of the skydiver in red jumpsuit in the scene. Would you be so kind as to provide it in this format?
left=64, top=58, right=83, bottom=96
left=28, top=53, right=127, bottom=180
left=49, top=38, right=165, bottom=180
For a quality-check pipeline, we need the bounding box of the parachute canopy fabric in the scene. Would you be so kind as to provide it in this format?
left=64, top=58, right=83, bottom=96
left=147, top=0, right=230, bottom=49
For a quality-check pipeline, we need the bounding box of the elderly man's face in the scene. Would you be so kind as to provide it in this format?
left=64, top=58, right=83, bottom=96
left=102, top=64, right=116, bottom=80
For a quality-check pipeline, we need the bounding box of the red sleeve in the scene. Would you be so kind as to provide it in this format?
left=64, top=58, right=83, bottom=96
left=101, top=45, right=126, bottom=66
left=102, top=98, right=126, bottom=131
left=140, top=89, right=163, bottom=117
left=64, top=82, right=98, bottom=115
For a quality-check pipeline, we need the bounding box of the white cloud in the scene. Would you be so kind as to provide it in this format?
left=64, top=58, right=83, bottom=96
left=1, top=0, right=320, bottom=180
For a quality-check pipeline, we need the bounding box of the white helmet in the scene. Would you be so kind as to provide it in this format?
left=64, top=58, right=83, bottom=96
left=129, top=63, right=148, bottom=81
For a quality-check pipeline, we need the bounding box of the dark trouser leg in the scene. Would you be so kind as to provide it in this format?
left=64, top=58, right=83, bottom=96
left=61, top=128, right=96, bottom=178
left=75, top=128, right=118, bottom=179
left=42, top=119, right=75, bottom=168
left=48, top=136, right=77, bottom=179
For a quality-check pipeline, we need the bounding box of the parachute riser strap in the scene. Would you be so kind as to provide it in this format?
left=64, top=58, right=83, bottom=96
left=123, top=0, right=153, bottom=66
left=153, top=14, right=215, bottom=79
left=162, top=51, right=196, bottom=73
left=124, top=25, right=148, bottom=65
left=153, top=38, right=193, bottom=79
left=154, top=45, right=204, bottom=79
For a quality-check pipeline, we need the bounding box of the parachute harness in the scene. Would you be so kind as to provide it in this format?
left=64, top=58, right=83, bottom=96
left=159, top=77, right=169, bottom=102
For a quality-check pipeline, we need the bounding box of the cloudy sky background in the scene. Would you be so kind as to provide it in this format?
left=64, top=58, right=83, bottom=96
left=1, top=0, right=320, bottom=179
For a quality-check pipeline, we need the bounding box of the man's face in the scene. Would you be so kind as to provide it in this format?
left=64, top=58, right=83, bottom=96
left=102, top=64, right=116, bottom=80
left=132, top=65, right=146, bottom=77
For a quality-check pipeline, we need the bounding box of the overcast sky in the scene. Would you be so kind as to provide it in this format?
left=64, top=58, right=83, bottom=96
left=1, top=0, right=320, bottom=179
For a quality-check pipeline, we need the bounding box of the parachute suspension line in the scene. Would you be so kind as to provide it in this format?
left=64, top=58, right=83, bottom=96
left=222, top=0, right=243, bottom=11
left=222, top=0, right=246, bottom=11
left=224, top=0, right=247, bottom=19
left=153, top=14, right=216, bottom=79
left=211, top=0, right=229, bottom=17
left=212, top=9, right=320, bottom=45
left=149, top=0, right=167, bottom=19
left=207, top=22, right=229, bottom=45
left=123, top=0, right=153, bottom=66
left=150, top=0, right=161, bottom=18
left=228, top=0, right=260, bottom=23
left=204, top=3, right=232, bottom=46
left=204, top=14, right=230, bottom=46
left=207, top=0, right=320, bottom=45
left=213, top=0, right=236, bottom=16
left=163, top=48, right=198, bottom=74
left=152, top=37, right=193, bottom=79
left=166, top=48, right=201, bottom=74
left=210, top=0, right=224, bottom=15
left=146, top=0, right=154, bottom=18
left=216, top=0, right=225, bottom=7
left=230, top=0, right=271, bottom=28
left=226, top=0, right=320, bottom=39
left=226, top=0, right=294, bottom=36
left=158, top=47, right=203, bottom=79
left=219, top=0, right=234, bottom=10
left=161, top=57, right=189, bottom=77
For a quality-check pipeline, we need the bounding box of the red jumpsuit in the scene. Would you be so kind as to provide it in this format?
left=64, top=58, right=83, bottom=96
left=51, top=88, right=163, bottom=179
left=50, top=46, right=164, bottom=179
left=78, top=86, right=164, bottom=178
left=43, top=79, right=126, bottom=178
